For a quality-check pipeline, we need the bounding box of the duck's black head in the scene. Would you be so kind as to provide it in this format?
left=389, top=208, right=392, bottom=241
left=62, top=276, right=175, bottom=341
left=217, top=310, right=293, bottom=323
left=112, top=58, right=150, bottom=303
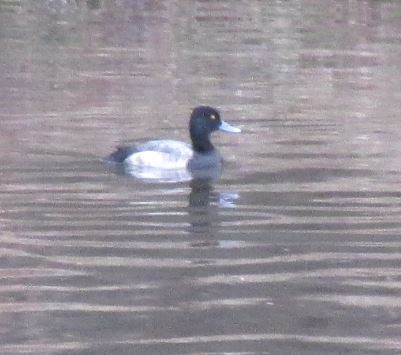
left=189, top=106, right=240, bottom=153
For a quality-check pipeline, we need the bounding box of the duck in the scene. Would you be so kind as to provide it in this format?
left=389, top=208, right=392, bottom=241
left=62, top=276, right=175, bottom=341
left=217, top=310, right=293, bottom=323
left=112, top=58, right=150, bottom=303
left=106, top=106, right=241, bottom=172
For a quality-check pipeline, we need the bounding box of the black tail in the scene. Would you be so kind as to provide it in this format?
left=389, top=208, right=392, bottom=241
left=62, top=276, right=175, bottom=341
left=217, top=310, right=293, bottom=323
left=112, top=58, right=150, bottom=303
left=105, top=146, right=137, bottom=163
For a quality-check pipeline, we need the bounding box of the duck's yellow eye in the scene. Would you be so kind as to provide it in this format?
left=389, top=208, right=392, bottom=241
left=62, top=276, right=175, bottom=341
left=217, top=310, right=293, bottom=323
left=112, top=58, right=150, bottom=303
left=210, top=114, right=216, bottom=120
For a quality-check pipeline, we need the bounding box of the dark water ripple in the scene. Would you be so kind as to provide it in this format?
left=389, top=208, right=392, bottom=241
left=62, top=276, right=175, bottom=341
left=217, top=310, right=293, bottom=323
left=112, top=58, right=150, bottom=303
left=2, top=160, right=401, bottom=354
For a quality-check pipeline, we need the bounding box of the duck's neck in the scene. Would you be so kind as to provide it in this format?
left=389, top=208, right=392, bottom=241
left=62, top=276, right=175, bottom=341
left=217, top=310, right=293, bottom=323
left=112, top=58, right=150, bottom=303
left=191, top=133, right=215, bottom=154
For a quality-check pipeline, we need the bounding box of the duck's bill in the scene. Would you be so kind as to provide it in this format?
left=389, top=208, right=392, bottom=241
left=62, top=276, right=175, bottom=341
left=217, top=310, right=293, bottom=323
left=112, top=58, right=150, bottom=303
left=219, top=120, right=241, bottom=133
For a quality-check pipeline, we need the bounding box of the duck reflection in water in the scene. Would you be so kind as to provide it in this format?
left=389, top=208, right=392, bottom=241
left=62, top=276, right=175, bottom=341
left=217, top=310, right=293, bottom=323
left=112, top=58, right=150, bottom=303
left=188, top=173, right=239, bottom=235
left=106, top=162, right=239, bottom=235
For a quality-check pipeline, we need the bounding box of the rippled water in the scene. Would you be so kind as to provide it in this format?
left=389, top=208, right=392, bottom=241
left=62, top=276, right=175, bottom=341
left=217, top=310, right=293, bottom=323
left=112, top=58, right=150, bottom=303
left=2, top=1, right=401, bottom=354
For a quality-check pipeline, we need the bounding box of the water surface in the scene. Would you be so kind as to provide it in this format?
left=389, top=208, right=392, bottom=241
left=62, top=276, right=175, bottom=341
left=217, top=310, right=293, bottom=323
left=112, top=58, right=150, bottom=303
left=1, top=1, right=401, bottom=354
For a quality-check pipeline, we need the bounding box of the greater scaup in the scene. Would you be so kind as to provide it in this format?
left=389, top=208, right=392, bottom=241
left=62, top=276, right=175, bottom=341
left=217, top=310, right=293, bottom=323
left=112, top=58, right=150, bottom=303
left=106, top=106, right=241, bottom=175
